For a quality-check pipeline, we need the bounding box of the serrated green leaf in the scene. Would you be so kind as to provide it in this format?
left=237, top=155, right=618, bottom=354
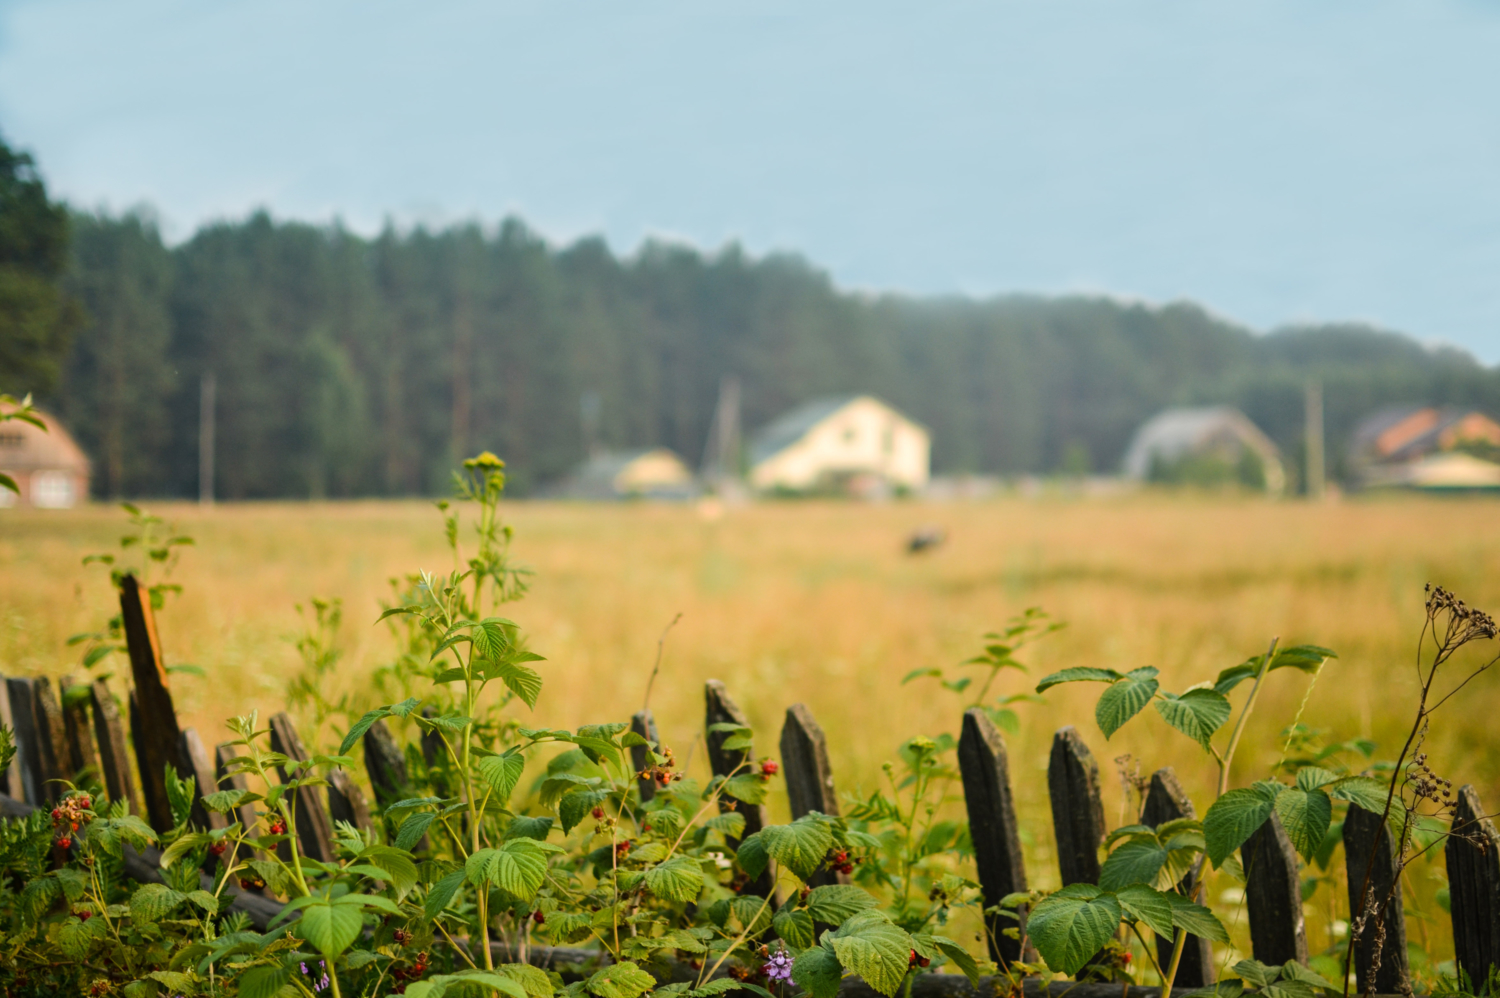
left=773, top=906, right=816, bottom=949
left=806, top=884, right=880, bottom=924
left=298, top=898, right=366, bottom=959
left=1025, top=884, right=1122, bottom=976
left=425, top=868, right=466, bottom=918
left=930, top=936, right=981, bottom=986
left=396, top=811, right=436, bottom=851
left=736, top=832, right=769, bottom=880
left=479, top=752, right=527, bottom=806
left=363, top=845, right=420, bottom=898
left=560, top=789, right=610, bottom=834
left=130, top=882, right=187, bottom=925
left=1035, top=667, right=1123, bottom=692
left=759, top=815, right=834, bottom=882
left=703, top=812, right=745, bottom=838
left=1113, top=884, right=1175, bottom=939
left=828, top=910, right=915, bottom=997
left=147, top=970, right=195, bottom=991
left=202, top=788, right=259, bottom=813
left=644, top=855, right=704, bottom=903
left=1295, top=767, right=1339, bottom=791
left=497, top=963, right=556, bottom=998
left=237, top=964, right=292, bottom=998
left=1274, top=787, right=1332, bottom=862
left=1203, top=782, right=1281, bottom=867
left=1153, top=688, right=1231, bottom=750
left=1095, top=668, right=1159, bottom=739
left=721, top=774, right=768, bottom=806
left=1099, top=837, right=1168, bottom=892
left=1166, top=892, right=1229, bottom=943
left=792, top=944, right=843, bottom=998
left=585, top=961, right=658, bottom=998
left=488, top=662, right=543, bottom=709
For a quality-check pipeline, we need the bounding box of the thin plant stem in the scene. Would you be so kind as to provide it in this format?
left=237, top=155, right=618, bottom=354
left=643, top=613, right=683, bottom=713
left=1218, top=637, right=1280, bottom=798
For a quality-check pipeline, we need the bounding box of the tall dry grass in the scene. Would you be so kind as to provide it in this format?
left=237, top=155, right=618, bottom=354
left=3, top=493, right=1498, bottom=971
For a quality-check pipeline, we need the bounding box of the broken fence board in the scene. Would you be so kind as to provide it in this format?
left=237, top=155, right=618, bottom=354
left=1242, top=812, right=1309, bottom=966
left=958, top=708, right=1029, bottom=968
left=90, top=679, right=140, bottom=815
left=1446, top=785, right=1500, bottom=992
left=1141, top=768, right=1214, bottom=988
left=119, top=574, right=184, bottom=832
left=0, top=676, right=21, bottom=799
left=327, top=768, right=374, bottom=833
left=59, top=675, right=101, bottom=783
left=6, top=678, right=48, bottom=804
left=267, top=712, right=336, bottom=864
left=1047, top=725, right=1107, bottom=887
left=780, top=702, right=844, bottom=887
left=705, top=679, right=775, bottom=900
left=1343, top=802, right=1409, bottom=994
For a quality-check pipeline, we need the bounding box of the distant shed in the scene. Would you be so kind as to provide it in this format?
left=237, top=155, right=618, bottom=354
left=558, top=448, right=698, bottom=500
left=0, top=409, right=91, bottom=509
left=1121, top=406, right=1285, bottom=494
left=1350, top=406, right=1500, bottom=489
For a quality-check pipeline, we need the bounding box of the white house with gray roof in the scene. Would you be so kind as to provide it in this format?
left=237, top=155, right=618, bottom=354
left=748, top=395, right=929, bottom=493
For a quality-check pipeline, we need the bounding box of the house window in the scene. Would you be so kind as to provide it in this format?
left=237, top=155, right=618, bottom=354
left=31, top=471, right=76, bottom=509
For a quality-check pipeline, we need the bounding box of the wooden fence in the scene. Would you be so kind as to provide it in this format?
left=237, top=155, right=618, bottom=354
left=1, top=572, right=1498, bottom=993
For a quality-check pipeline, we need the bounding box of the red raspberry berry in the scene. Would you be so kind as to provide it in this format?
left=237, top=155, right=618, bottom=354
left=533, top=909, right=545, bottom=924
left=760, top=760, right=779, bottom=777
left=268, top=818, right=286, bottom=835
left=76, top=909, right=92, bottom=921
left=57, top=837, right=71, bottom=849
left=591, top=806, right=605, bottom=820
left=210, top=841, right=228, bottom=856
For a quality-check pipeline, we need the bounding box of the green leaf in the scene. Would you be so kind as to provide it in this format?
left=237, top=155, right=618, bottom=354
left=703, top=812, right=745, bottom=838
left=158, top=831, right=213, bottom=869
left=186, top=889, right=219, bottom=913
left=721, top=774, right=768, bottom=806
left=1166, top=892, right=1229, bottom=943
left=478, top=752, right=527, bottom=806
left=735, top=833, right=769, bottom=880
left=147, top=971, right=195, bottom=992
left=792, top=944, right=844, bottom=998
left=1025, top=884, right=1122, bottom=976
left=488, top=662, right=543, bottom=709
left=340, top=698, right=420, bottom=755
left=585, top=961, right=658, bottom=998
left=1035, top=667, right=1123, bottom=693
left=773, top=907, right=816, bottom=949
left=476, top=838, right=550, bottom=902
left=396, top=811, right=436, bottom=851
left=298, top=897, right=366, bottom=959
left=1326, top=776, right=1398, bottom=825
left=759, top=815, right=834, bottom=882
left=202, top=788, right=260, bottom=813
left=644, top=855, right=704, bottom=903
left=1274, top=787, right=1333, bottom=862
left=497, top=963, right=557, bottom=998
left=425, top=868, right=467, bottom=918
left=806, top=884, right=880, bottom=924
left=827, top=909, right=915, bottom=997
left=1295, top=767, right=1339, bottom=791
left=1095, top=667, right=1159, bottom=738
left=363, top=845, right=420, bottom=898
left=1203, top=782, right=1281, bottom=867
left=930, top=936, right=981, bottom=986
left=130, top=882, right=187, bottom=925
left=237, top=964, right=292, bottom=998
left=1113, top=884, right=1175, bottom=939
left=559, top=789, right=610, bottom=835
left=1153, top=689, right=1231, bottom=750
left=507, top=814, right=555, bottom=841
left=1233, top=959, right=1282, bottom=988
left=1099, top=837, right=1168, bottom=892
left=57, top=916, right=104, bottom=960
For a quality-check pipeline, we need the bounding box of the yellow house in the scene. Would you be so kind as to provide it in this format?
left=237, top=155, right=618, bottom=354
left=0, top=409, right=90, bottom=509
left=748, top=395, right=929, bottom=493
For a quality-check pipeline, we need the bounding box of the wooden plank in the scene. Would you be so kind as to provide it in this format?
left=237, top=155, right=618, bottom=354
left=179, top=728, right=226, bottom=831
left=1141, top=768, right=1214, bottom=988
left=4, top=677, right=45, bottom=804
left=327, top=768, right=374, bottom=833
left=32, top=677, right=69, bottom=799
left=1343, top=802, right=1408, bottom=994
left=363, top=718, right=410, bottom=804
left=780, top=702, right=843, bottom=888
left=1241, top=813, right=1308, bottom=965
left=0, top=675, right=21, bottom=799
left=631, top=709, right=660, bottom=802
left=958, top=708, right=1030, bottom=968
left=1446, top=785, right=1500, bottom=992
left=705, top=679, right=775, bottom=899
left=119, top=574, right=183, bottom=832
left=90, top=679, right=140, bottom=814
left=59, top=675, right=101, bottom=783
left=267, top=712, right=336, bottom=864
left=214, top=743, right=262, bottom=842
left=1047, top=726, right=1106, bottom=886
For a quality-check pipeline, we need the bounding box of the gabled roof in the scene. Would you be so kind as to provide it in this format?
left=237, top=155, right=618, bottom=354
left=0, top=409, right=90, bottom=473
left=1351, top=405, right=1500, bottom=464
left=748, top=395, right=862, bottom=467
left=1120, top=406, right=1280, bottom=479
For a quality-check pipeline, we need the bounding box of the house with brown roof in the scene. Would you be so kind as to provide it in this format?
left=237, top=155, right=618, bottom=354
left=0, top=409, right=91, bottom=508
left=1349, top=406, right=1500, bottom=489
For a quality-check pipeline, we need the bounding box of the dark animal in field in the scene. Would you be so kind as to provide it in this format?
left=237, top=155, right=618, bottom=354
left=907, top=526, right=946, bottom=553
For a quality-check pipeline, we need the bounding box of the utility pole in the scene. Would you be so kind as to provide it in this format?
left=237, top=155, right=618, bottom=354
left=199, top=372, right=215, bottom=506
left=580, top=391, right=602, bottom=458
left=701, top=375, right=742, bottom=493
left=1304, top=380, right=1325, bottom=500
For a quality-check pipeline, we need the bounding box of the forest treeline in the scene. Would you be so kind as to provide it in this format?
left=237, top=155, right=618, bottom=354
left=17, top=206, right=1500, bottom=499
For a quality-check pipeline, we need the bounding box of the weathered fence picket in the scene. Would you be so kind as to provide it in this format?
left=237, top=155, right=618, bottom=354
left=705, top=679, right=775, bottom=899
left=268, top=711, right=336, bottom=863
left=33, top=678, right=70, bottom=798
left=327, top=767, right=374, bottom=832
left=0, top=676, right=20, bottom=798
left=957, top=708, right=1030, bottom=967
left=1446, top=785, right=1500, bottom=992
left=120, top=573, right=185, bottom=832
left=1141, top=768, right=1213, bottom=988
left=59, top=676, right=101, bottom=782
left=180, top=728, right=227, bottom=832
left=214, top=742, right=262, bottom=844
left=631, top=709, right=660, bottom=802
left=780, top=702, right=844, bottom=887
left=6, top=677, right=47, bottom=804
left=1242, top=813, right=1308, bottom=965
left=1343, top=802, right=1408, bottom=993
left=90, top=679, right=139, bottom=814
left=362, top=718, right=409, bottom=805
left=1048, top=726, right=1107, bottom=887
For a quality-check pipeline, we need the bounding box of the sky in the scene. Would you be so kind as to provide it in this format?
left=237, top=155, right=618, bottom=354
left=2, top=0, right=1499, bottom=360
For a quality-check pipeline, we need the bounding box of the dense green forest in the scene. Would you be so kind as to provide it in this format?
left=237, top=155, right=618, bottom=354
left=4, top=139, right=1498, bottom=498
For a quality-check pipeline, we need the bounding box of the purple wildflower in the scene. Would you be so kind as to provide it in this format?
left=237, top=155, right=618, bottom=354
left=763, top=948, right=793, bottom=983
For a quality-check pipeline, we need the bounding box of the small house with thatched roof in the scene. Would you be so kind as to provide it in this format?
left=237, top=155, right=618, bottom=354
left=555, top=448, right=698, bottom=500
left=0, top=409, right=90, bottom=508
left=1121, top=406, right=1285, bottom=494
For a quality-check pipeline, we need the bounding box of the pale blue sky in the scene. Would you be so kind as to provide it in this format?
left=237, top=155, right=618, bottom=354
left=3, top=1, right=1498, bottom=359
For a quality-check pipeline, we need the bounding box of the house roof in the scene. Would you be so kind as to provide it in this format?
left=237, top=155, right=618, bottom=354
left=749, top=395, right=929, bottom=467
left=559, top=447, right=696, bottom=499
left=0, top=409, right=90, bottom=474
left=1120, top=406, right=1280, bottom=479
left=1351, top=405, right=1500, bottom=464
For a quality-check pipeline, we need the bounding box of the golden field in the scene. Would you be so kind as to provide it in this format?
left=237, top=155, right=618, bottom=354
left=3, top=492, right=1499, bottom=971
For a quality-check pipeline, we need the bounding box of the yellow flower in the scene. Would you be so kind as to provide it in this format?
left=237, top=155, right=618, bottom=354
left=464, top=451, right=505, bottom=470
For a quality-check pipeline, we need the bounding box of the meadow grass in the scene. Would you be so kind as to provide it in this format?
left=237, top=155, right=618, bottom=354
left=3, top=492, right=1499, bottom=974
